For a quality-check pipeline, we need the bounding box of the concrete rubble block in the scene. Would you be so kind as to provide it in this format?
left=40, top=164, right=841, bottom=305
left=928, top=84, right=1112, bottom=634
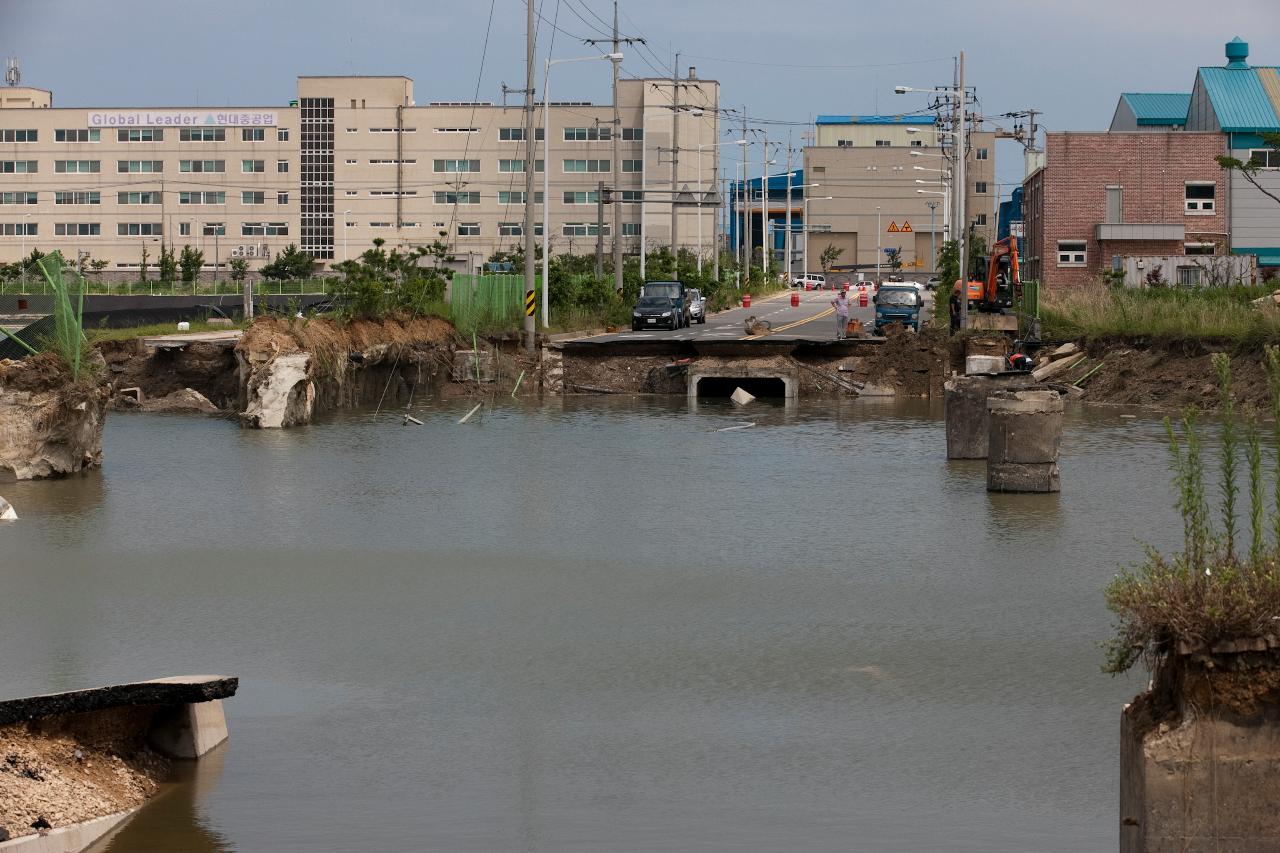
left=730, top=387, right=755, bottom=406
left=943, top=373, right=1038, bottom=460
left=1031, top=352, right=1084, bottom=382
left=856, top=383, right=896, bottom=397
left=238, top=352, right=314, bottom=429
left=965, top=354, right=1005, bottom=375
left=0, top=495, right=14, bottom=520
left=1049, top=341, right=1080, bottom=360
left=451, top=349, right=495, bottom=383
left=986, top=389, right=1064, bottom=492
left=0, top=353, right=108, bottom=481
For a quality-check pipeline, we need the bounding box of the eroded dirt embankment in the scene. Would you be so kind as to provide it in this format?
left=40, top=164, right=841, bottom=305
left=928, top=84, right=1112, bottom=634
left=0, top=351, right=108, bottom=481
left=0, top=709, right=167, bottom=841
left=236, top=315, right=461, bottom=427
left=98, top=339, right=239, bottom=411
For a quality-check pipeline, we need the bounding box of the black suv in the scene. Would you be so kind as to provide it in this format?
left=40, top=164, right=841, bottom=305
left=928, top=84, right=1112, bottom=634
left=640, top=280, right=690, bottom=328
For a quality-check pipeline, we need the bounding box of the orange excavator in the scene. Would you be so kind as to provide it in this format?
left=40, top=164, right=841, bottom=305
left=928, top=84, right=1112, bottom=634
left=962, top=236, right=1021, bottom=313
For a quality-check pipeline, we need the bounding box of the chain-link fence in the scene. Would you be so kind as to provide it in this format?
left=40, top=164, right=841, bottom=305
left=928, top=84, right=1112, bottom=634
left=450, top=274, right=531, bottom=335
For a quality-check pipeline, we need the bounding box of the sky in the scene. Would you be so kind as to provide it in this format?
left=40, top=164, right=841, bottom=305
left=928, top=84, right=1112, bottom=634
left=7, top=0, right=1277, bottom=198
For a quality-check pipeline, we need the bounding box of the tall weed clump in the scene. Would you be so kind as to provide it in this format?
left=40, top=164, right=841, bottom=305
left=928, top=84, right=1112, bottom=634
left=1104, top=351, right=1280, bottom=673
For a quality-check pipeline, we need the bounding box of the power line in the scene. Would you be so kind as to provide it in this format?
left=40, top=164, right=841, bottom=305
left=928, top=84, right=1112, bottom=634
left=679, top=54, right=954, bottom=71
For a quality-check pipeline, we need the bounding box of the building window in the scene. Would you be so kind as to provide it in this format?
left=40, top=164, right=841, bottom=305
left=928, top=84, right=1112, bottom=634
left=277, top=160, right=289, bottom=173
left=178, top=222, right=191, bottom=237
left=434, top=127, right=478, bottom=134
left=434, top=191, right=480, bottom=204
left=179, top=191, right=225, bottom=204
left=499, top=222, right=523, bottom=236
left=55, top=129, right=100, bottom=143
left=242, top=222, right=289, bottom=236
left=1185, top=182, right=1215, bottom=214
left=0, top=160, right=37, bottom=173
left=1, top=223, right=37, bottom=235
left=0, top=129, right=37, bottom=142
left=369, top=127, right=416, bottom=133
left=1057, top=240, right=1086, bottom=267
left=277, top=128, right=290, bottom=142
left=118, top=223, right=163, bottom=236
left=117, top=160, right=162, bottom=173
left=242, top=191, right=265, bottom=205
left=562, top=222, right=608, bottom=236
left=345, top=159, right=358, bottom=165
left=203, top=223, right=225, bottom=236
left=498, top=191, right=543, bottom=204
left=622, top=222, right=641, bottom=236
left=242, top=159, right=265, bottom=173
left=242, top=127, right=266, bottom=142
left=499, top=127, right=544, bottom=141
left=563, top=159, right=609, bottom=173
left=55, top=223, right=100, bottom=236
left=1, top=191, right=38, bottom=204
left=119, top=191, right=161, bottom=205
left=434, top=159, right=480, bottom=173
left=117, top=128, right=162, bottom=142
left=368, top=190, right=417, bottom=197
left=564, top=127, right=611, bottom=141
left=975, top=181, right=988, bottom=194
left=619, top=190, right=642, bottom=203
left=180, top=127, right=225, bottom=142
left=621, top=159, right=643, bottom=173
left=1176, top=265, right=1202, bottom=286
left=1248, top=149, right=1280, bottom=168
left=180, top=160, right=225, bottom=173
left=976, top=148, right=989, bottom=160
left=621, top=127, right=643, bottom=141
left=499, top=159, right=544, bottom=173
left=54, top=191, right=100, bottom=205
left=458, top=222, right=481, bottom=236
left=909, top=139, right=923, bottom=147
left=56, top=160, right=100, bottom=174
left=1184, top=243, right=1216, bottom=255
left=563, top=191, right=600, bottom=205
left=277, top=191, right=289, bottom=205
left=875, top=139, right=891, bottom=147
left=368, top=159, right=416, bottom=165
left=974, top=213, right=988, bottom=226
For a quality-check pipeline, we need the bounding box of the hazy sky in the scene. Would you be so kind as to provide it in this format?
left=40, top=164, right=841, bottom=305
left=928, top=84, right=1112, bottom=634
left=7, top=0, right=1276, bottom=197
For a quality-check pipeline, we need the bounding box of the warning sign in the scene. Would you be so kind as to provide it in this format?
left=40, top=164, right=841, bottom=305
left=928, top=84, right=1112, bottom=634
left=886, top=221, right=900, bottom=233
left=900, top=221, right=913, bottom=232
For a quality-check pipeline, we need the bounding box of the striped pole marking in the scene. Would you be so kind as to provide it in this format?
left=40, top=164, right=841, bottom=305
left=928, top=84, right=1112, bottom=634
left=524, top=290, right=536, bottom=317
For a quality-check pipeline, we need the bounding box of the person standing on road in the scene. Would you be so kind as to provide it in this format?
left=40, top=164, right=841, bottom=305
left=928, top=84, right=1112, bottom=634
left=949, top=283, right=962, bottom=335
left=832, top=290, right=850, bottom=340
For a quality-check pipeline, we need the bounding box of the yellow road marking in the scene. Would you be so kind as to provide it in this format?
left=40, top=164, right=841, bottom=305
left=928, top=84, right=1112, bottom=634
left=743, top=306, right=834, bottom=340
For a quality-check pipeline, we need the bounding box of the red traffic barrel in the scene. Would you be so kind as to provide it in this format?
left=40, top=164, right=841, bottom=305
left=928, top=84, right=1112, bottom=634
left=790, top=292, right=800, bottom=307
left=859, top=291, right=868, bottom=307
left=742, top=293, right=752, bottom=309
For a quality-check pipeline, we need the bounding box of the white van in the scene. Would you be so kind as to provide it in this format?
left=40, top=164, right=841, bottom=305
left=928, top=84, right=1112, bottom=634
left=792, top=273, right=826, bottom=289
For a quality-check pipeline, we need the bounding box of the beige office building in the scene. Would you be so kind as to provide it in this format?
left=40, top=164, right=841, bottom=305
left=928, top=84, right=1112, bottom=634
left=0, top=73, right=719, bottom=274
left=802, top=116, right=995, bottom=275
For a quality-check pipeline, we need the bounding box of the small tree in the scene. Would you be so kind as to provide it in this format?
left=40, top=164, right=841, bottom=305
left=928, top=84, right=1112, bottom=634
left=179, top=245, right=204, bottom=284
left=229, top=258, right=249, bottom=282
left=259, top=243, right=315, bottom=280
left=88, top=258, right=108, bottom=279
left=138, top=244, right=150, bottom=284
left=819, top=244, right=844, bottom=274
left=158, top=243, right=178, bottom=283
left=885, top=247, right=903, bottom=274
left=1217, top=132, right=1280, bottom=207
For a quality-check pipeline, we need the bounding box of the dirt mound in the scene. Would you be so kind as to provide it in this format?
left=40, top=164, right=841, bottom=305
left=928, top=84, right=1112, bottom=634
left=0, top=710, right=168, bottom=842
left=239, top=314, right=456, bottom=362
left=860, top=326, right=954, bottom=397
left=0, top=352, right=71, bottom=393
left=98, top=340, right=239, bottom=410
left=1068, top=342, right=1273, bottom=411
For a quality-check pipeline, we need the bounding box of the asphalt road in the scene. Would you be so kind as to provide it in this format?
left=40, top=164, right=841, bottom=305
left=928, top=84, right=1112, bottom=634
left=579, top=286, right=933, bottom=343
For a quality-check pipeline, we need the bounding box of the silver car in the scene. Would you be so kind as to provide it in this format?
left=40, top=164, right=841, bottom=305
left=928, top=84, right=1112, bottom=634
left=687, top=288, right=707, bottom=324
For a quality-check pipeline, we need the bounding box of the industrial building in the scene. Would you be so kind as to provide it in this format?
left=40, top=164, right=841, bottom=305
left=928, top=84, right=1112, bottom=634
left=0, top=72, right=720, bottom=275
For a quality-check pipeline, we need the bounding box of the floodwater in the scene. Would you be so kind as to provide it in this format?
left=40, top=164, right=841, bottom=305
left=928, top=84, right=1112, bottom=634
left=1, top=396, right=1177, bottom=852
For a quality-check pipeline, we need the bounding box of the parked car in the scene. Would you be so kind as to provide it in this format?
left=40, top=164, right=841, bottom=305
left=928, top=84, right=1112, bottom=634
left=873, top=285, right=924, bottom=333
left=632, top=295, right=680, bottom=331
left=792, top=273, right=826, bottom=290
left=641, top=280, right=690, bottom=327
left=926, top=276, right=941, bottom=290
left=687, top=288, right=707, bottom=324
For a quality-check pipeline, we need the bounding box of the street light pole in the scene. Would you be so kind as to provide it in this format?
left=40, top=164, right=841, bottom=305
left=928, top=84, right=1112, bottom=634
left=927, top=201, right=938, bottom=275
left=522, top=0, right=536, bottom=354
left=876, top=206, right=882, bottom=282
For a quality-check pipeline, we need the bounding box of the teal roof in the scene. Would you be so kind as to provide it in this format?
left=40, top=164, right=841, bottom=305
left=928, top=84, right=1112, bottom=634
left=1199, top=66, right=1280, bottom=132
left=1120, top=93, right=1190, bottom=125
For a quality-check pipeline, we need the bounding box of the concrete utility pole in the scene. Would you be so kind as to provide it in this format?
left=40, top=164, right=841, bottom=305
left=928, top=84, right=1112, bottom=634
left=670, top=53, right=680, bottom=271
left=522, top=0, right=537, bottom=353
left=927, top=200, right=938, bottom=274
left=595, top=179, right=605, bottom=276
left=741, top=110, right=750, bottom=282
left=714, top=175, right=725, bottom=284
left=760, top=131, right=769, bottom=278
left=784, top=138, right=793, bottom=282
left=585, top=4, right=636, bottom=293
left=956, top=49, right=968, bottom=333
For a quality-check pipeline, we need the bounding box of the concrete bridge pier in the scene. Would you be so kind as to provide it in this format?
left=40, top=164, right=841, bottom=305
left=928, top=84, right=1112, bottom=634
left=944, top=373, right=1038, bottom=459
left=986, top=389, right=1063, bottom=493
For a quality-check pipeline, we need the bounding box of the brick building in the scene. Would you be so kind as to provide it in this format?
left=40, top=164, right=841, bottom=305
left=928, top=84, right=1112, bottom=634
left=1022, top=132, right=1227, bottom=288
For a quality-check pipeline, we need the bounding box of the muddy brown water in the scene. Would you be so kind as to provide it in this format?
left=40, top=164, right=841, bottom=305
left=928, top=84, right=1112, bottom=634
left=2, top=397, right=1176, bottom=852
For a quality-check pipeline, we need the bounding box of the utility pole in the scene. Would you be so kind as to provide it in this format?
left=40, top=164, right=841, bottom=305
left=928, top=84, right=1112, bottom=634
left=956, top=49, right=968, bottom=333
left=760, top=131, right=769, bottom=278
left=595, top=179, right=605, bottom=276
left=738, top=112, right=747, bottom=277
left=522, top=0, right=537, bottom=353
left=584, top=3, right=638, bottom=293
left=670, top=53, right=680, bottom=272
left=927, top=200, right=938, bottom=275
left=784, top=137, right=793, bottom=282
left=714, top=175, right=725, bottom=284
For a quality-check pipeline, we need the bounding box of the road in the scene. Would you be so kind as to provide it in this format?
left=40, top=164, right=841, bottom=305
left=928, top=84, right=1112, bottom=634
left=577, top=286, right=932, bottom=343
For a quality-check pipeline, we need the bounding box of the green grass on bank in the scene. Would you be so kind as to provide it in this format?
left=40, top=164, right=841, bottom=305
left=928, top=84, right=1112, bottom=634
left=84, top=320, right=248, bottom=344
left=1042, top=285, right=1280, bottom=350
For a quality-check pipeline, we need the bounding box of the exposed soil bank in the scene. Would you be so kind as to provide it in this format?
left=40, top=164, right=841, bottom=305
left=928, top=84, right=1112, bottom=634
left=98, top=339, right=239, bottom=411
left=0, top=710, right=166, bottom=843
left=0, top=352, right=108, bottom=481
left=236, top=315, right=459, bottom=427
left=1067, top=340, right=1274, bottom=411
